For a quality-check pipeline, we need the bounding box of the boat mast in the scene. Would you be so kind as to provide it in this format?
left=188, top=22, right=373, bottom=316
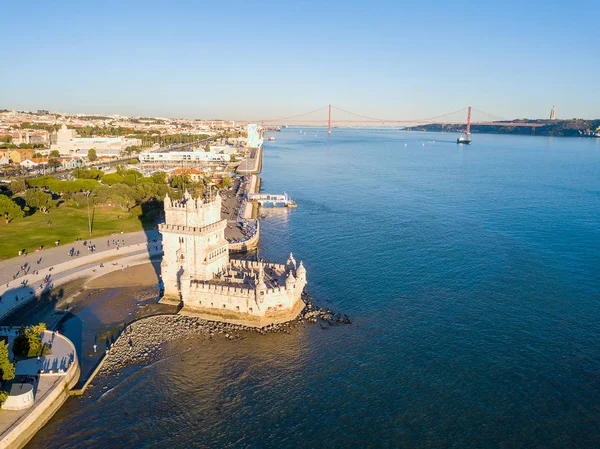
left=466, top=106, right=472, bottom=140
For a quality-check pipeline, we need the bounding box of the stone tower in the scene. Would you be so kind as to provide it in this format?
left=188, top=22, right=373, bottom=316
left=159, top=190, right=229, bottom=300
left=550, top=106, right=556, bottom=120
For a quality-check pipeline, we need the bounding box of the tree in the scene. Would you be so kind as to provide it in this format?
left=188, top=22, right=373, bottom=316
left=87, top=148, right=97, bottom=162
left=221, top=175, right=233, bottom=188
left=0, top=194, right=24, bottom=223
left=73, top=168, right=103, bottom=180
left=25, top=189, right=57, bottom=213
left=204, top=144, right=211, bottom=152
left=30, top=323, right=46, bottom=335
left=48, top=158, right=61, bottom=169
left=101, top=173, right=124, bottom=185
left=171, top=174, right=192, bottom=190
left=150, top=171, right=167, bottom=184
left=10, top=178, right=27, bottom=194
left=49, top=150, right=60, bottom=158
left=33, top=152, right=44, bottom=158
left=0, top=340, right=14, bottom=383
left=13, top=324, right=51, bottom=358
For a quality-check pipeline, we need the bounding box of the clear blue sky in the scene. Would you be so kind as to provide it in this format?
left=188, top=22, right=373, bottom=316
left=2, top=0, right=598, bottom=120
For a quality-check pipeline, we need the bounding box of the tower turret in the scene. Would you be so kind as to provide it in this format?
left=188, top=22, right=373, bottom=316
left=286, top=271, right=296, bottom=290
left=286, top=252, right=297, bottom=272
left=255, top=265, right=267, bottom=303
left=296, top=260, right=306, bottom=283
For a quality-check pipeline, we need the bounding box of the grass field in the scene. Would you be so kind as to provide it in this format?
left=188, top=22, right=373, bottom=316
left=0, top=204, right=149, bottom=261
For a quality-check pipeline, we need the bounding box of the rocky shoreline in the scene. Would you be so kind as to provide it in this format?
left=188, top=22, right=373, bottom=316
left=98, top=296, right=350, bottom=377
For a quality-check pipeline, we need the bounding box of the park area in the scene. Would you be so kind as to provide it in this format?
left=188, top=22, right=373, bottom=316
left=0, top=204, right=147, bottom=261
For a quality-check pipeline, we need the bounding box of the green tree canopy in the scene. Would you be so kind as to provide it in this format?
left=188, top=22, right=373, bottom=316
left=49, top=150, right=60, bottom=158
left=87, top=148, right=98, bottom=162
left=204, top=144, right=211, bottom=152
left=150, top=171, right=167, bottom=184
left=48, top=158, right=61, bottom=169
left=102, top=173, right=126, bottom=186
left=13, top=324, right=51, bottom=358
left=25, top=189, right=57, bottom=213
left=73, top=168, right=103, bottom=180
left=0, top=194, right=24, bottom=223
left=0, top=340, right=15, bottom=382
left=10, top=178, right=27, bottom=194
left=171, top=174, right=192, bottom=190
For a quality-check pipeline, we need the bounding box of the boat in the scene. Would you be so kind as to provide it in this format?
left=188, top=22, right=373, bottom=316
left=457, top=106, right=472, bottom=145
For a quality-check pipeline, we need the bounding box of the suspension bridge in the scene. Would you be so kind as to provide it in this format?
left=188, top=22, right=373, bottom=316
left=260, top=105, right=545, bottom=135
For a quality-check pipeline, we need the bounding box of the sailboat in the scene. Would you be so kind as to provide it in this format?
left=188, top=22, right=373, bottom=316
left=457, top=106, right=472, bottom=144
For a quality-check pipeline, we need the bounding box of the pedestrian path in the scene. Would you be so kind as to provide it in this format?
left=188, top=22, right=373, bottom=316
left=0, top=232, right=163, bottom=322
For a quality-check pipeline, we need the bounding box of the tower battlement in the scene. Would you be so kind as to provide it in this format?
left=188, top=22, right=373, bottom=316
left=163, top=190, right=222, bottom=229
left=159, top=189, right=307, bottom=326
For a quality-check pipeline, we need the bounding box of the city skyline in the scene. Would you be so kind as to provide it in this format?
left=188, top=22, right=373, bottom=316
left=2, top=0, right=599, bottom=120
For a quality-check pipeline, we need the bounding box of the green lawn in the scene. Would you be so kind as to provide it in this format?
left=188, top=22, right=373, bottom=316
left=0, top=204, right=149, bottom=261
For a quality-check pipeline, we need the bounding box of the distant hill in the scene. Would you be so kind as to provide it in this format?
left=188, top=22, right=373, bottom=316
left=408, top=119, right=600, bottom=137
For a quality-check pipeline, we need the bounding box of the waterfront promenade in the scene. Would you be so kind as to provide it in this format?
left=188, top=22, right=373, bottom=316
left=236, top=145, right=262, bottom=174
left=0, top=230, right=162, bottom=322
left=0, top=330, right=79, bottom=449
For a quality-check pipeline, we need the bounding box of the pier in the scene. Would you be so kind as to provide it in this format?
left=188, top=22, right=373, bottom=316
left=247, top=192, right=297, bottom=208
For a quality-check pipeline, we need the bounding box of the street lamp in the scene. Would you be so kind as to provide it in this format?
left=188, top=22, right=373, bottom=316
left=85, top=190, right=94, bottom=236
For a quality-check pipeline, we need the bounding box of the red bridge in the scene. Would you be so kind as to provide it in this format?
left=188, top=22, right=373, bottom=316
left=261, top=105, right=546, bottom=135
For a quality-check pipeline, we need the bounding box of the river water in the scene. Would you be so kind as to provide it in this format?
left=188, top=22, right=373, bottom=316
left=26, top=130, right=600, bottom=448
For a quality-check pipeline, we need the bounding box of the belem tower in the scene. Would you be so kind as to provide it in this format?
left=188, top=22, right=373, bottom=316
left=158, top=191, right=307, bottom=326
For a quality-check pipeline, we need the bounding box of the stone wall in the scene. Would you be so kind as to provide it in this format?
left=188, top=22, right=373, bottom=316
left=179, top=297, right=306, bottom=328
left=228, top=221, right=260, bottom=253
left=180, top=259, right=306, bottom=318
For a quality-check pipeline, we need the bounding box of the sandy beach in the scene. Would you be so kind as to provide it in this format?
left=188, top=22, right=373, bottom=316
left=85, top=262, right=161, bottom=289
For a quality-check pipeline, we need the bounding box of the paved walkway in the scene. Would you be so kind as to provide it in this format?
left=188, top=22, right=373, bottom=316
left=0, top=331, right=79, bottom=444
left=15, top=331, right=75, bottom=375
left=237, top=145, right=262, bottom=174
left=0, top=230, right=162, bottom=322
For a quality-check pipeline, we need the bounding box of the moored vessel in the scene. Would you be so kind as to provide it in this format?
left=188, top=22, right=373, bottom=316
left=457, top=106, right=472, bottom=144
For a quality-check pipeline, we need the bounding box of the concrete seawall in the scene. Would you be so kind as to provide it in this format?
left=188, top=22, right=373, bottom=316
left=229, top=220, right=260, bottom=253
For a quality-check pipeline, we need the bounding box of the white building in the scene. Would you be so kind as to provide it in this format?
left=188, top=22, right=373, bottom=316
left=139, top=151, right=230, bottom=163
left=19, top=159, right=39, bottom=169
left=209, top=145, right=239, bottom=155
left=246, top=124, right=263, bottom=148
left=51, top=125, right=142, bottom=157
left=159, top=191, right=307, bottom=326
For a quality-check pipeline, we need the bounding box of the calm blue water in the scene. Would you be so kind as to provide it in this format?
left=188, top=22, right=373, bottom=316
left=27, top=130, right=600, bottom=448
